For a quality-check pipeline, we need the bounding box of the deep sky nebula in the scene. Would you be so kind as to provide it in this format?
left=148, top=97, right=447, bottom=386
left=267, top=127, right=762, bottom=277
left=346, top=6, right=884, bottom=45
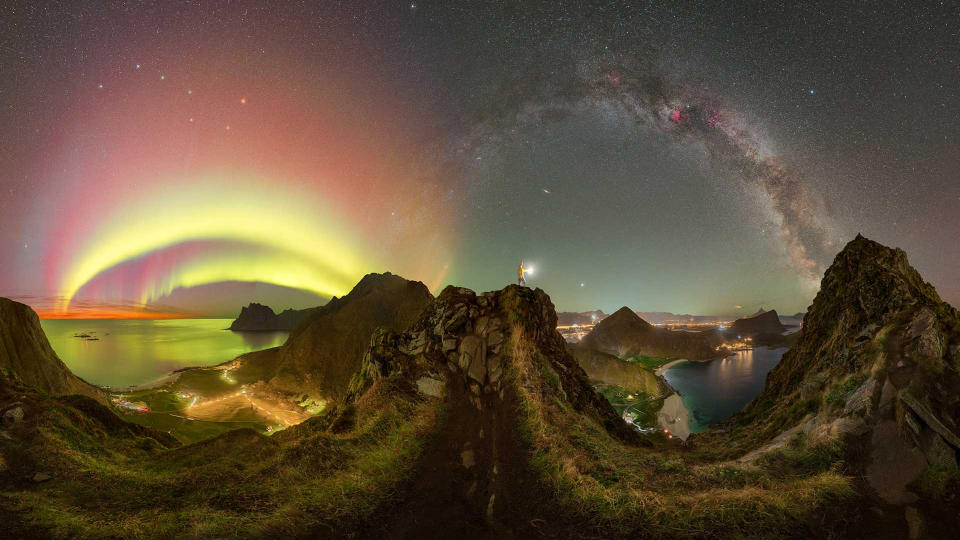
left=1, top=1, right=958, bottom=317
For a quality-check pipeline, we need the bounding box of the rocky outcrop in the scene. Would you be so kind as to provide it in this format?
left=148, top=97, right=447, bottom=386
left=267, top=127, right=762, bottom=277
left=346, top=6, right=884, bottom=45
left=262, top=272, right=434, bottom=401
left=0, top=298, right=103, bottom=403
left=726, top=309, right=786, bottom=338
left=228, top=303, right=314, bottom=331
left=579, top=306, right=722, bottom=360
left=347, top=285, right=624, bottom=429
left=336, top=284, right=634, bottom=534
left=735, top=235, right=960, bottom=508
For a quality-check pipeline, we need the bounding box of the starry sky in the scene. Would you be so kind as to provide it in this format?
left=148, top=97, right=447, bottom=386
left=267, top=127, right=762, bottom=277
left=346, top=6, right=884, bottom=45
left=1, top=1, right=958, bottom=318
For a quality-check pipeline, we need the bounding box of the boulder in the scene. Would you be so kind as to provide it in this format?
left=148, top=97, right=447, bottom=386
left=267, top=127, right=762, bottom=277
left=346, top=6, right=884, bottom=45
left=900, top=390, right=960, bottom=450
left=459, top=336, right=481, bottom=373
left=843, top=377, right=879, bottom=417
left=416, top=377, right=445, bottom=398
left=1, top=404, right=24, bottom=427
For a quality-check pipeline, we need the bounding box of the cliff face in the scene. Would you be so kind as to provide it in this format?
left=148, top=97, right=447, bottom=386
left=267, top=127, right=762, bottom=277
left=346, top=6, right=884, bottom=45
left=264, top=272, right=434, bottom=400
left=726, top=309, right=786, bottom=337
left=579, top=306, right=720, bottom=360
left=737, top=235, right=960, bottom=507
left=0, top=298, right=103, bottom=403
left=228, top=303, right=314, bottom=332
left=567, top=345, right=661, bottom=396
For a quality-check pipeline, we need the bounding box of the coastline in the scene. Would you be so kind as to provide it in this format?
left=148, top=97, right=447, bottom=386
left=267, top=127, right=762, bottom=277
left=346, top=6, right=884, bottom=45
left=101, top=370, right=182, bottom=393
left=654, top=359, right=693, bottom=440
left=655, top=358, right=689, bottom=376
left=657, top=393, right=692, bottom=440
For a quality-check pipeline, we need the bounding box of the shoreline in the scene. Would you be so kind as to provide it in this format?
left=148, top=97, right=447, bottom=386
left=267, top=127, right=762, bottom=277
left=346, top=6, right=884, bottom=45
left=657, top=393, right=692, bottom=440
left=653, top=359, right=693, bottom=440
left=655, top=359, right=689, bottom=376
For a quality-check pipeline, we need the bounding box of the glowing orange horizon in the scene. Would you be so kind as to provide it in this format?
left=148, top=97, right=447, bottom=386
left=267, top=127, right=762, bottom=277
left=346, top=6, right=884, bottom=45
left=36, top=309, right=195, bottom=320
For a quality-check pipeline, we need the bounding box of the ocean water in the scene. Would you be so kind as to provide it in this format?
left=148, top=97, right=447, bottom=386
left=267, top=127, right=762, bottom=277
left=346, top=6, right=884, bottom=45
left=662, top=347, right=787, bottom=433
left=39, top=319, right=288, bottom=388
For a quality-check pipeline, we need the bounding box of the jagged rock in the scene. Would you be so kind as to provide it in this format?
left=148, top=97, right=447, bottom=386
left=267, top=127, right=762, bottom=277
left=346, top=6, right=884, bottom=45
left=416, top=377, right=445, bottom=398
left=2, top=404, right=23, bottom=426
left=900, top=390, right=960, bottom=450
left=459, top=336, right=481, bottom=373
left=843, top=377, right=879, bottom=416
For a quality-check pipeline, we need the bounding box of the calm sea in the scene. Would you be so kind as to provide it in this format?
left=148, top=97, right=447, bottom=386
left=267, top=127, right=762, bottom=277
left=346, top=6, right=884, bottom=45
left=662, top=347, right=787, bottom=433
left=39, top=319, right=288, bottom=388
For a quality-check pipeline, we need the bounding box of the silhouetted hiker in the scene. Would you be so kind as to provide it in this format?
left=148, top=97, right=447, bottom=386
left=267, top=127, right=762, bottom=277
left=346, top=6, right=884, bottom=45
left=518, top=260, right=527, bottom=285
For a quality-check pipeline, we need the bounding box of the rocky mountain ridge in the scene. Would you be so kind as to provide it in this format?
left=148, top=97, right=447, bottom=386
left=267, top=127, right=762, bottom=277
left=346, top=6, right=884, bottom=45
left=235, top=272, right=434, bottom=402
left=724, top=235, right=959, bottom=535
left=228, top=303, right=315, bottom=332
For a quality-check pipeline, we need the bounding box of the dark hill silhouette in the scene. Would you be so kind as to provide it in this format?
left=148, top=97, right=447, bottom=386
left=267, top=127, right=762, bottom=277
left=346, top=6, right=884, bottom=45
left=579, top=306, right=721, bottom=360
left=0, top=298, right=104, bottom=403
left=228, top=303, right=315, bottom=331
left=727, top=309, right=786, bottom=338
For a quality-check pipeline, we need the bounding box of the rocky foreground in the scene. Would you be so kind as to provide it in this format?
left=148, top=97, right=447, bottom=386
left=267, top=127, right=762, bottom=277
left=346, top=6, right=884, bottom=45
left=0, top=236, right=958, bottom=538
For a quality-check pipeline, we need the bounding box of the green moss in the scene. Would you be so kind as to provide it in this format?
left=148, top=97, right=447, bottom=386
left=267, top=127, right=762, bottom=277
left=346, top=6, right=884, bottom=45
left=621, top=355, right=673, bottom=369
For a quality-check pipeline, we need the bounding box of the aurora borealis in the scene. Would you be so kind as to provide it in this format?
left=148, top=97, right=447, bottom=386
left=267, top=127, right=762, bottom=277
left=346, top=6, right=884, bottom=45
left=2, top=1, right=959, bottom=318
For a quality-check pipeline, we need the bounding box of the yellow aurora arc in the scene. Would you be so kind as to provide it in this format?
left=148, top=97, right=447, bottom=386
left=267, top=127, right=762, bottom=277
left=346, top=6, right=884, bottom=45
left=59, top=173, right=377, bottom=312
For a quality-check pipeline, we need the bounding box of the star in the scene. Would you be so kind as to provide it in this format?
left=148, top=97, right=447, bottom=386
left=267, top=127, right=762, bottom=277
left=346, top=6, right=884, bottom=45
left=189, top=118, right=193, bottom=123
left=98, top=83, right=103, bottom=89
left=188, top=89, right=192, bottom=94
left=160, top=75, right=165, bottom=80
left=240, top=97, right=246, bottom=104
left=543, top=188, right=551, bottom=194
left=809, top=89, right=815, bottom=94
left=135, top=64, right=140, bottom=69
left=225, top=125, right=230, bottom=131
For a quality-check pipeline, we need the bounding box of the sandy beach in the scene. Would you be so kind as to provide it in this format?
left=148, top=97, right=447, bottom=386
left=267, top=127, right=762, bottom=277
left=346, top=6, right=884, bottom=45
left=655, top=359, right=689, bottom=376
left=657, top=393, right=692, bottom=440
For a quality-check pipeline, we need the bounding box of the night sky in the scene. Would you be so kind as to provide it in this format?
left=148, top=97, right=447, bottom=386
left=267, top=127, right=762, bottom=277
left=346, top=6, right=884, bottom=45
left=1, top=1, right=958, bottom=318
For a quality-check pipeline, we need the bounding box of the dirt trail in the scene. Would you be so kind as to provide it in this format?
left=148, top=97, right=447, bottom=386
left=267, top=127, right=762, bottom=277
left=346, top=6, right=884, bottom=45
left=360, top=378, right=568, bottom=539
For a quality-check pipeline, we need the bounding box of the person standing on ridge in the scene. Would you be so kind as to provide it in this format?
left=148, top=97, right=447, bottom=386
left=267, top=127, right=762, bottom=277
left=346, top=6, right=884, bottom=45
left=518, top=260, right=527, bottom=285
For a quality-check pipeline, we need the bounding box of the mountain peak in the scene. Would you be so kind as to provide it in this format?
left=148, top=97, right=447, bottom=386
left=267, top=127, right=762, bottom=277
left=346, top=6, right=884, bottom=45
left=612, top=306, right=640, bottom=319
left=736, top=236, right=960, bottom=505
